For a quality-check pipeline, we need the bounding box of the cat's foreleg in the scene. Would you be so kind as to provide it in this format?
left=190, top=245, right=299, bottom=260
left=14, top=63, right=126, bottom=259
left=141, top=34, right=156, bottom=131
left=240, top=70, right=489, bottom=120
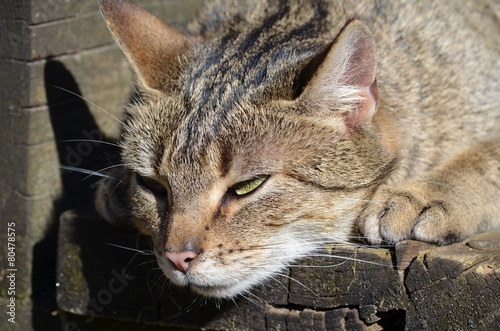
left=358, top=135, right=500, bottom=245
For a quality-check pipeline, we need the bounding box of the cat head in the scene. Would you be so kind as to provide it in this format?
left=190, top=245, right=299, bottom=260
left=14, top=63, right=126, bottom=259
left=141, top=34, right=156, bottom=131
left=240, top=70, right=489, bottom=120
left=96, top=0, right=398, bottom=298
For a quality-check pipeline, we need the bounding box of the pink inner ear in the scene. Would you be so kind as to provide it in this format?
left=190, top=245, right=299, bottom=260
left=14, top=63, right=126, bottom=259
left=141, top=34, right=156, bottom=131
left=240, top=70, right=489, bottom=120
left=338, top=21, right=379, bottom=128
left=345, top=79, right=379, bottom=130
left=299, top=20, right=379, bottom=129
left=342, top=41, right=377, bottom=87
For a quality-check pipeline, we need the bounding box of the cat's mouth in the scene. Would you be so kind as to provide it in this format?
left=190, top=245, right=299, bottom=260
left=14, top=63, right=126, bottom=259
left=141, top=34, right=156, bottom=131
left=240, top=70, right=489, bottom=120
left=155, top=253, right=273, bottom=298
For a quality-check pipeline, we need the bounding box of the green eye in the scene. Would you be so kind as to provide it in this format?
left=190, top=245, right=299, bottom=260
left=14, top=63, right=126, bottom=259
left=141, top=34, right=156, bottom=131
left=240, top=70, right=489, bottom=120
left=232, top=176, right=268, bottom=196
left=137, top=175, right=167, bottom=193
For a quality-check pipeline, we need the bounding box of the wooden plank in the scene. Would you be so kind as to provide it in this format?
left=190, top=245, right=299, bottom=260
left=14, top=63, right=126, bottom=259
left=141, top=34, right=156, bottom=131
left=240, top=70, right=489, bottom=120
left=286, top=247, right=406, bottom=310
left=8, top=142, right=61, bottom=197
left=0, top=0, right=30, bottom=21
left=139, top=0, right=204, bottom=28
left=30, top=13, right=113, bottom=60
left=30, top=0, right=98, bottom=24
left=1, top=0, right=203, bottom=61
left=0, top=60, right=31, bottom=108
left=28, top=46, right=130, bottom=109
left=405, top=233, right=500, bottom=330
left=0, top=297, right=33, bottom=331
left=28, top=0, right=201, bottom=25
left=57, top=207, right=500, bottom=330
left=0, top=20, right=32, bottom=60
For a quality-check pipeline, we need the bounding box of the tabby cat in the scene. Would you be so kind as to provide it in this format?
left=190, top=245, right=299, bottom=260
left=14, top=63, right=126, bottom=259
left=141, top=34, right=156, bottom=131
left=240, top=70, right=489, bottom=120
left=95, top=0, right=500, bottom=298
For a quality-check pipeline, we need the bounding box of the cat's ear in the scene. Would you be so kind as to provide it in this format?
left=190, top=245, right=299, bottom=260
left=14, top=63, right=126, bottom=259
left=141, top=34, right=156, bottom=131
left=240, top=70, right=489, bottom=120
left=99, top=0, right=198, bottom=92
left=299, top=19, right=378, bottom=130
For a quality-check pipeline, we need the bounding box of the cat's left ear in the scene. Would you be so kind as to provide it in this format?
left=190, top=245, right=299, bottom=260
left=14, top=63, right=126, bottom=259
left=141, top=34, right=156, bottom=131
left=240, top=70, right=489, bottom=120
left=298, top=19, right=378, bottom=130
left=99, top=0, right=199, bottom=93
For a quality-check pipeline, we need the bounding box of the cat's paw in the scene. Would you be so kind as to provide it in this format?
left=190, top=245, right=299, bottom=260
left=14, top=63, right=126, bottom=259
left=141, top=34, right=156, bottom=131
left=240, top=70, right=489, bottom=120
left=358, top=183, right=465, bottom=245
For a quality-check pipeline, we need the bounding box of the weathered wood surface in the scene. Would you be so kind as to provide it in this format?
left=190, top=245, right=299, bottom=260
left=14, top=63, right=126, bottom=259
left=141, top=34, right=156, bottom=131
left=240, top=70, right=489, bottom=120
left=57, top=207, right=500, bottom=330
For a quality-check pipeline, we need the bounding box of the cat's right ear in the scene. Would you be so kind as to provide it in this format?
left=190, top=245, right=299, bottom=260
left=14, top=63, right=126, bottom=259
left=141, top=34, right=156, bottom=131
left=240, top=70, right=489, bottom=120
left=99, top=0, right=199, bottom=93
left=298, top=19, right=378, bottom=131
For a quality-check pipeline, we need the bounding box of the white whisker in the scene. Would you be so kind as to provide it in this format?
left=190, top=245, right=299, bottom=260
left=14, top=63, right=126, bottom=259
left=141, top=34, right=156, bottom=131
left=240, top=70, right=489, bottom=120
left=239, top=290, right=265, bottom=309
left=274, top=272, right=319, bottom=297
left=60, top=165, right=115, bottom=179
left=289, top=259, right=350, bottom=268
left=88, top=164, right=125, bottom=178
left=229, top=296, right=240, bottom=310
left=104, top=242, right=153, bottom=255
left=266, top=275, right=290, bottom=294
left=183, top=296, right=201, bottom=313
left=59, top=139, right=121, bottom=148
left=50, top=85, right=129, bottom=129
left=301, top=253, right=390, bottom=267
left=127, top=77, right=145, bottom=104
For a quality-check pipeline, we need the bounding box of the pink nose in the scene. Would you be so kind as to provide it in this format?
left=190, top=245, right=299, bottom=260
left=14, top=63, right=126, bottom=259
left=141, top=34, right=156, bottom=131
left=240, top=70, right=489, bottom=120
left=165, top=251, right=199, bottom=272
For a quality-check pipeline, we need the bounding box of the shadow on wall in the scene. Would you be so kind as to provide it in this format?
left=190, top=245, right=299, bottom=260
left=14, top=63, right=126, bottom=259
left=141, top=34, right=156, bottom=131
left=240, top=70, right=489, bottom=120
left=34, top=59, right=119, bottom=330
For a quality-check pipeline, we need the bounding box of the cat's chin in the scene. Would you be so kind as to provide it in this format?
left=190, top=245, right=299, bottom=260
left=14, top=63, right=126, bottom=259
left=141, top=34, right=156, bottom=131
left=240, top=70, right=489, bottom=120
left=163, top=271, right=260, bottom=299
left=187, top=281, right=250, bottom=298
left=156, top=254, right=280, bottom=298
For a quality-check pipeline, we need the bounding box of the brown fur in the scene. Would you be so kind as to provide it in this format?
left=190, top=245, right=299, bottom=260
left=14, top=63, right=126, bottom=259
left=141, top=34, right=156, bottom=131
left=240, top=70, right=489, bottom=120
left=95, top=0, right=500, bottom=297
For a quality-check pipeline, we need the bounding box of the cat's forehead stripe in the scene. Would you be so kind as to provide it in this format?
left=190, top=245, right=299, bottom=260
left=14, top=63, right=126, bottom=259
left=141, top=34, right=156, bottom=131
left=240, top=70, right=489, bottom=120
left=171, top=3, right=331, bottom=160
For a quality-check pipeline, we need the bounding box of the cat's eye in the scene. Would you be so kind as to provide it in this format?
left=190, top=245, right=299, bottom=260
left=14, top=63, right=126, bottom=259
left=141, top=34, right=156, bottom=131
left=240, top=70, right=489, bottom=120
left=231, top=176, right=269, bottom=196
left=137, top=175, right=167, bottom=193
